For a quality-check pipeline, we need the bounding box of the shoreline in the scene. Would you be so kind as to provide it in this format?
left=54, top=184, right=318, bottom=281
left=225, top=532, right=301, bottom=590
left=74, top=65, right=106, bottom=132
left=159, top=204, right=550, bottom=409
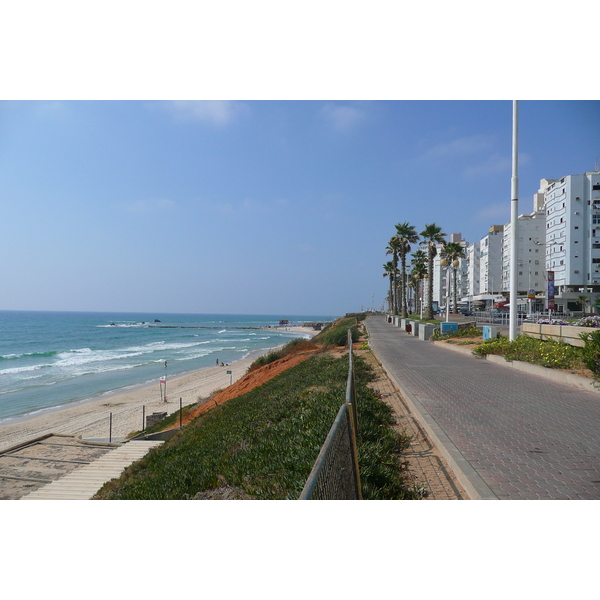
left=0, top=326, right=317, bottom=451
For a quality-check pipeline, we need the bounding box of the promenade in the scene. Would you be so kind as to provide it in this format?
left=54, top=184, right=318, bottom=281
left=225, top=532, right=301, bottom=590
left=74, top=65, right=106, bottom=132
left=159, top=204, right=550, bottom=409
left=366, top=315, right=600, bottom=499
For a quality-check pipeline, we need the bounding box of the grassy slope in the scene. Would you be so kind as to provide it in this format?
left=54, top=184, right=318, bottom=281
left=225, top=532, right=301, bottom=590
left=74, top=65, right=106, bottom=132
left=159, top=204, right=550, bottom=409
left=94, top=352, right=418, bottom=500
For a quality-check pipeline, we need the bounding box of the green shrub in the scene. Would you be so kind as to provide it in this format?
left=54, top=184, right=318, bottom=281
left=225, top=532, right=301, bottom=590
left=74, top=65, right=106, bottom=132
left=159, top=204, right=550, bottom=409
left=579, top=330, right=600, bottom=380
left=315, top=317, right=359, bottom=346
left=473, top=334, right=582, bottom=370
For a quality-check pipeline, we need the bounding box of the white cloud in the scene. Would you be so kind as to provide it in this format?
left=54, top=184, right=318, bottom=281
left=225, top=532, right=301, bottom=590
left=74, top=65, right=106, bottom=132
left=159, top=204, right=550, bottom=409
left=462, top=153, right=511, bottom=178
left=416, top=134, right=495, bottom=162
left=164, top=100, right=247, bottom=125
left=320, top=104, right=365, bottom=133
left=471, top=201, right=509, bottom=224
left=462, top=151, right=531, bottom=178
left=123, top=198, right=175, bottom=214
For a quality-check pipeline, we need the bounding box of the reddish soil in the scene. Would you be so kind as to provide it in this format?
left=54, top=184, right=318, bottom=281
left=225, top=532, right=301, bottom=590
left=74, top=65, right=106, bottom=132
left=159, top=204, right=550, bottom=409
left=166, top=349, right=319, bottom=430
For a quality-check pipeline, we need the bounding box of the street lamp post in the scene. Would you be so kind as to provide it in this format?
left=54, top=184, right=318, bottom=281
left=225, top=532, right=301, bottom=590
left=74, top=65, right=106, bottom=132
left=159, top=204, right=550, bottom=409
left=509, top=100, right=519, bottom=341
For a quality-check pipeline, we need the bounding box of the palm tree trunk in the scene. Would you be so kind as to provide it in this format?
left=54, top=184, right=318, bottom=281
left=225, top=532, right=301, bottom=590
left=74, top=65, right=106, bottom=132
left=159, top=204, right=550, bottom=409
left=401, top=254, right=408, bottom=318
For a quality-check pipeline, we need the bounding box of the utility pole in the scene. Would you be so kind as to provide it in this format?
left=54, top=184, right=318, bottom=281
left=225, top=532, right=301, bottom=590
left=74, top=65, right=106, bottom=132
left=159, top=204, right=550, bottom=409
left=509, top=100, right=519, bottom=341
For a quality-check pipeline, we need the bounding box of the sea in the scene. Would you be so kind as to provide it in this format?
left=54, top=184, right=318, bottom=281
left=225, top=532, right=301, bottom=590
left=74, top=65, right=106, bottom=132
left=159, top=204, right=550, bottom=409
left=0, top=311, right=335, bottom=425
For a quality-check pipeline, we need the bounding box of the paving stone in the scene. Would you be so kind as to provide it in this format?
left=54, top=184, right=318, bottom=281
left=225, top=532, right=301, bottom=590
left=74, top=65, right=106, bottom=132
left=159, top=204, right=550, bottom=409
left=366, top=316, right=600, bottom=500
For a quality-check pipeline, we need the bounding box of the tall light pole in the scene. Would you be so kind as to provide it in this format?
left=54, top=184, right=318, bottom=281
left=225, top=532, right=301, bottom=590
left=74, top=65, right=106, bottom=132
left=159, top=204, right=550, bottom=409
left=509, top=100, right=519, bottom=341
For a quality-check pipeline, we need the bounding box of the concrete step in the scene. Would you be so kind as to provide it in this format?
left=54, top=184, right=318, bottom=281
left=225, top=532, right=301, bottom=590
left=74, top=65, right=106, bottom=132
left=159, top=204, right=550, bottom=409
left=22, top=440, right=163, bottom=500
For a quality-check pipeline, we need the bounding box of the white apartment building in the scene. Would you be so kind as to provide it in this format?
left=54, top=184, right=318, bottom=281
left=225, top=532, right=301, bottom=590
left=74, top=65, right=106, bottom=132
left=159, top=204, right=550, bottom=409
left=431, top=233, right=468, bottom=307
left=544, top=170, right=600, bottom=311
left=479, top=225, right=504, bottom=295
left=501, top=184, right=546, bottom=306
left=465, top=242, right=481, bottom=297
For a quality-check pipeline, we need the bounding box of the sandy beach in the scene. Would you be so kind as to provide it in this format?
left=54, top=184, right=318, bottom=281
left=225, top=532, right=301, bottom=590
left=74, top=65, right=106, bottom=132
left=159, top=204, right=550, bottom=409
left=0, top=326, right=317, bottom=452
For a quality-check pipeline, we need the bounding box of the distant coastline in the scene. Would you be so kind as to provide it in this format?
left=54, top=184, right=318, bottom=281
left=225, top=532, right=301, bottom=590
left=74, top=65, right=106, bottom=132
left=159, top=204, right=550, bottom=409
left=0, top=325, right=318, bottom=451
left=0, top=312, right=334, bottom=426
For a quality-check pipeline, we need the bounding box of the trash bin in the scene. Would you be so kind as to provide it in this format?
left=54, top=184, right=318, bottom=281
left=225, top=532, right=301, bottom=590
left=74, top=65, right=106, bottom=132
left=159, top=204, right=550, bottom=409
left=405, top=323, right=412, bottom=334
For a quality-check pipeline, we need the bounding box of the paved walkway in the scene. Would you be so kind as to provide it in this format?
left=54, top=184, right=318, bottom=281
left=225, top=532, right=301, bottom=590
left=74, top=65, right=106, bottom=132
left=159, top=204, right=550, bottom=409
left=21, top=440, right=163, bottom=500
left=359, top=348, right=468, bottom=499
left=366, top=316, right=600, bottom=499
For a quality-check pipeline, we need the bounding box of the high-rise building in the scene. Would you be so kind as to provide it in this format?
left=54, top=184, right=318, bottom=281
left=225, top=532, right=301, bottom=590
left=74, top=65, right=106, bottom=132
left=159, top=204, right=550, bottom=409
left=479, top=225, right=504, bottom=295
left=431, top=233, right=468, bottom=307
left=543, top=170, right=600, bottom=311
left=501, top=181, right=547, bottom=309
left=465, top=242, right=481, bottom=297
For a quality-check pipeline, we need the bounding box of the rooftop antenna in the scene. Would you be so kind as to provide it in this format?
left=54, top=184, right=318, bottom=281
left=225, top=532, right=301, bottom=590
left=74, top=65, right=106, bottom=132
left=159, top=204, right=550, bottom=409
left=596, top=156, right=599, bottom=172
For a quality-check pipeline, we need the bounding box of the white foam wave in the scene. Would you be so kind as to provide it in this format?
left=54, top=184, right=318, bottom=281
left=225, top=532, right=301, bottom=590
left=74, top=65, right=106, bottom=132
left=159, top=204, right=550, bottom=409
left=0, top=363, right=46, bottom=375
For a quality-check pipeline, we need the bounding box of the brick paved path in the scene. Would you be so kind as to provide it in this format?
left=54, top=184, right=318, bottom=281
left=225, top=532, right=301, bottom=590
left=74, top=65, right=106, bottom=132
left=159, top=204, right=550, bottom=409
left=366, top=316, right=600, bottom=499
left=360, top=348, right=468, bottom=499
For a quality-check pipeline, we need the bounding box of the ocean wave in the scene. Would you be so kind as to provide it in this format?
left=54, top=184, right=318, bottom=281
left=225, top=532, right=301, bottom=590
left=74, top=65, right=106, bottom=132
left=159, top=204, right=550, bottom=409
left=0, top=350, right=59, bottom=361
left=0, top=363, right=48, bottom=375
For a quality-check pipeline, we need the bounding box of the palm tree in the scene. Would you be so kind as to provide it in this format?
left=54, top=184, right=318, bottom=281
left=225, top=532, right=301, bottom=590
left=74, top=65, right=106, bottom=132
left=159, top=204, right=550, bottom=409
left=407, top=272, right=418, bottom=315
left=410, top=250, right=428, bottom=316
left=420, top=223, right=446, bottom=319
left=394, top=222, right=420, bottom=318
left=383, top=261, right=396, bottom=314
left=578, top=295, right=589, bottom=315
left=441, top=242, right=466, bottom=313
left=385, top=236, right=401, bottom=314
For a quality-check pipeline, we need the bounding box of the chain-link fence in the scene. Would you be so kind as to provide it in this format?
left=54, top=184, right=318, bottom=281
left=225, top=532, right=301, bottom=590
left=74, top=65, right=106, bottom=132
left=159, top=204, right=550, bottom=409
left=299, top=327, right=362, bottom=500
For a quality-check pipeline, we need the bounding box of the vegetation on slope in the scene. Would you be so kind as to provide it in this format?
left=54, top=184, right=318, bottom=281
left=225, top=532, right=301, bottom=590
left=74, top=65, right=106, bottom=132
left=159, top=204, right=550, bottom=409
left=314, top=315, right=362, bottom=346
left=94, top=352, right=418, bottom=500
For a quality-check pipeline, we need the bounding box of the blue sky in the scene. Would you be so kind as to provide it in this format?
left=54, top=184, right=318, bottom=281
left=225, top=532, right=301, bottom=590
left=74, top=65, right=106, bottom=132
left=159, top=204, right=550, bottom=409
left=1, top=100, right=599, bottom=315
left=1, top=3, right=598, bottom=316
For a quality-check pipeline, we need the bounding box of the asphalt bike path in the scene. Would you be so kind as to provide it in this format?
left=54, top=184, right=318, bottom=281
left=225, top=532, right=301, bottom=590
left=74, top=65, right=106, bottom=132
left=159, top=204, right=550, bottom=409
left=366, top=315, right=600, bottom=499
